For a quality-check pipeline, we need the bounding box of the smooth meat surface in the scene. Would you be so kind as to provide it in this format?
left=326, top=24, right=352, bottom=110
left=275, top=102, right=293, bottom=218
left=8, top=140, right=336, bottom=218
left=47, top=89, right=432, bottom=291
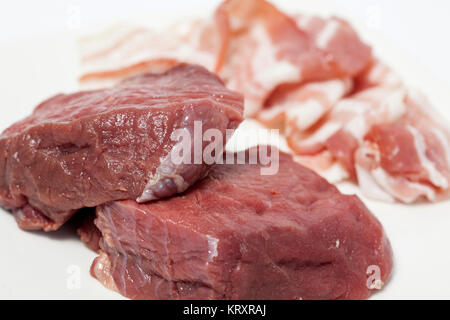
left=91, top=147, right=393, bottom=300
left=0, top=64, right=243, bottom=231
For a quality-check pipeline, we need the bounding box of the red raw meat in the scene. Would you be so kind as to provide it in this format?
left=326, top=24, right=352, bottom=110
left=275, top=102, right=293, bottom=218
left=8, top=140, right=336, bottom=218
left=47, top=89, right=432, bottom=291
left=0, top=64, right=243, bottom=231
left=77, top=211, right=102, bottom=252
left=91, top=147, right=393, bottom=300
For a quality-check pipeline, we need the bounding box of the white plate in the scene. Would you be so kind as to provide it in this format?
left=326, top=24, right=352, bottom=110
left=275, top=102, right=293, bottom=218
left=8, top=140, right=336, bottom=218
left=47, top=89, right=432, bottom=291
left=0, top=1, right=449, bottom=300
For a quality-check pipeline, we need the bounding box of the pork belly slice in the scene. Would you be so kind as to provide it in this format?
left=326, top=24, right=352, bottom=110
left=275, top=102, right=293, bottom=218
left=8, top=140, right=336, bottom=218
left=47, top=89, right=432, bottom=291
left=79, top=18, right=226, bottom=87
left=258, top=78, right=353, bottom=133
left=354, top=91, right=450, bottom=203
left=79, top=0, right=372, bottom=116
left=0, top=64, right=244, bottom=231
left=285, top=81, right=450, bottom=203
left=91, top=147, right=393, bottom=300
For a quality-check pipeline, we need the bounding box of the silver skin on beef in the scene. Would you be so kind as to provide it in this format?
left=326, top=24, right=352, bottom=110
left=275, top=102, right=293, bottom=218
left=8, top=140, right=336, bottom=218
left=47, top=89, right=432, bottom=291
left=90, top=146, right=393, bottom=300
left=0, top=64, right=243, bottom=231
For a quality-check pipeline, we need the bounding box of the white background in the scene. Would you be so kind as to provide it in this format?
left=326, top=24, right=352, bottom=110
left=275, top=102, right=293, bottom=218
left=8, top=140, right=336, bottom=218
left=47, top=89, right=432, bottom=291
left=0, top=0, right=449, bottom=300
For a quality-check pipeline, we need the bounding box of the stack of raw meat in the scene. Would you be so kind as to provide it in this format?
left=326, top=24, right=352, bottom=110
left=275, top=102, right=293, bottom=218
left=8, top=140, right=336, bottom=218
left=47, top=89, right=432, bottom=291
left=0, top=61, right=393, bottom=300
left=79, top=0, right=450, bottom=204
left=0, top=0, right=398, bottom=300
left=0, top=64, right=243, bottom=231
left=0, top=62, right=393, bottom=299
left=89, top=148, right=393, bottom=300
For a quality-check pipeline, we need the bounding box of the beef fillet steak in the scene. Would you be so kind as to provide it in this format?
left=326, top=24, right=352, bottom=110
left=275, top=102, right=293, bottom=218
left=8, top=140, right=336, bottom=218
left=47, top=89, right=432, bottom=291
left=0, top=64, right=243, bottom=231
left=90, top=147, right=393, bottom=300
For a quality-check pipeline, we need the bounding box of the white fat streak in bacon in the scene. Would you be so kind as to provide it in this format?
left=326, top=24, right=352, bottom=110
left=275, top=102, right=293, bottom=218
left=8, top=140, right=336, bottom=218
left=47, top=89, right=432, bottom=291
left=355, top=137, right=439, bottom=203
left=251, top=25, right=300, bottom=90
left=366, top=61, right=402, bottom=87
left=290, top=121, right=342, bottom=149
left=295, top=14, right=314, bottom=30
left=432, top=128, right=450, bottom=168
left=339, top=87, right=406, bottom=141
left=332, top=100, right=370, bottom=141
left=258, top=104, right=285, bottom=121
left=320, top=162, right=350, bottom=183
left=80, top=21, right=216, bottom=77
left=379, top=88, right=408, bottom=122
left=408, top=89, right=450, bottom=132
left=355, top=144, right=424, bottom=203
left=407, top=125, right=448, bottom=189
left=228, top=15, right=245, bottom=31
left=346, top=116, right=368, bottom=143
left=287, top=78, right=352, bottom=130
left=79, top=24, right=140, bottom=58
left=261, top=78, right=351, bottom=129
left=367, top=62, right=386, bottom=82
left=334, top=99, right=371, bottom=114
left=82, top=30, right=156, bottom=73
left=316, top=78, right=353, bottom=102
left=315, top=19, right=340, bottom=49
left=176, top=20, right=217, bottom=68
left=371, top=167, right=436, bottom=203
left=355, top=165, right=396, bottom=203
left=286, top=99, right=325, bottom=131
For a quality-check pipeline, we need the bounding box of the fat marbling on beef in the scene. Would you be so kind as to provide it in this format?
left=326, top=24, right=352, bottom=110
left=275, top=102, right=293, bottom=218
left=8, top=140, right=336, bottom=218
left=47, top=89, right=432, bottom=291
left=91, top=146, right=393, bottom=300
left=0, top=64, right=243, bottom=231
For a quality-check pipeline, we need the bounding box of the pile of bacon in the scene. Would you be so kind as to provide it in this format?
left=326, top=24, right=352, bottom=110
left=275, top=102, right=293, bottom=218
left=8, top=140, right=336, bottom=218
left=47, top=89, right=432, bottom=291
left=79, top=0, right=450, bottom=203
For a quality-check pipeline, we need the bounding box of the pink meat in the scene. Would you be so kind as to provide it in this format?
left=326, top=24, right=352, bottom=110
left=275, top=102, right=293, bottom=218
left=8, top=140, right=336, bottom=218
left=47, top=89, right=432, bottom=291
left=353, top=59, right=402, bottom=93
left=287, top=86, right=407, bottom=156
left=79, top=19, right=227, bottom=86
left=355, top=91, right=450, bottom=203
left=77, top=211, right=102, bottom=252
left=0, top=64, right=243, bottom=231
left=217, top=0, right=371, bottom=116
left=294, top=14, right=372, bottom=77
left=78, top=0, right=372, bottom=116
left=286, top=81, right=450, bottom=203
left=257, top=78, right=353, bottom=132
left=91, top=147, right=393, bottom=300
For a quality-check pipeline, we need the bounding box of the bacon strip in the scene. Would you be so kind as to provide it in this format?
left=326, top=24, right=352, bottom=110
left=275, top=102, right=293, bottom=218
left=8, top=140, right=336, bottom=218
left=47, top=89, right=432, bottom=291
left=354, top=90, right=450, bottom=203
left=79, top=18, right=226, bottom=86
left=78, top=0, right=372, bottom=116
left=76, top=0, right=450, bottom=203
left=258, top=78, right=353, bottom=132
left=291, top=84, right=450, bottom=203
